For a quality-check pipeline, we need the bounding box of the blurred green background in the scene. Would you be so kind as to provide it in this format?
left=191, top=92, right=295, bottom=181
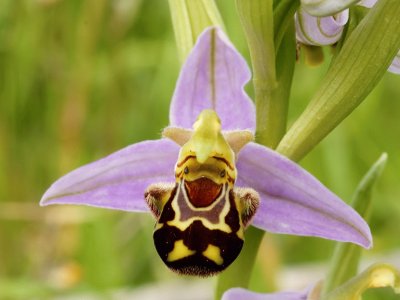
left=0, top=0, right=399, bottom=299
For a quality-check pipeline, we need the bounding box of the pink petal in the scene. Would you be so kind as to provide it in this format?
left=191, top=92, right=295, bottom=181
left=236, top=142, right=372, bottom=248
left=41, top=139, right=179, bottom=212
left=169, top=27, right=256, bottom=132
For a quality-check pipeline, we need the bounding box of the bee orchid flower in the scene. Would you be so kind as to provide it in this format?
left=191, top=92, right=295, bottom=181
left=40, top=27, right=372, bottom=276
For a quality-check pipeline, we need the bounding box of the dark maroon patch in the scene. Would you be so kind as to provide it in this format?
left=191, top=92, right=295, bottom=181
left=158, top=185, right=178, bottom=223
left=225, top=190, right=240, bottom=232
left=184, top=178, right=222, bottom=208
left=154, top=220, right=243, bottom=276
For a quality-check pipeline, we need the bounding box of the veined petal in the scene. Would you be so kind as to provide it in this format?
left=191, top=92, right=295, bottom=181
left=236, top=142, right=372, bottom=248
left=169, top=27, right=256, bottom=132
left=388, top=52, right=400, bottom=74
left=41, top=139, right=179, bottom=212
left=222, top=287, right=308, bottom=300
left=295, top=9, right=349, bottom=46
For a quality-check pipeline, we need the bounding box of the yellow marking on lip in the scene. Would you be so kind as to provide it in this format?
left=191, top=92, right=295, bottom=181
left=167, top=240, right=196, bottom=262
left=168, top=184, right=233, bottom=233
left=202, top=244, right=223, bottom=265
left=236, top=227, right=244, bottom=240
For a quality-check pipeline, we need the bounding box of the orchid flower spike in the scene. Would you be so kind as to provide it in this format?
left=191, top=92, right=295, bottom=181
left=296, top=0, right=400, bottom=74
left=40, top=27, right=372, bottom=276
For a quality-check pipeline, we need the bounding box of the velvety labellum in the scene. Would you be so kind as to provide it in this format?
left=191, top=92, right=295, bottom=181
left=145, top=110, right=259, bottom=276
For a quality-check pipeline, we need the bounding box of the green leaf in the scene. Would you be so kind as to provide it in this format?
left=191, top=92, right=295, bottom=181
left=168, top=0, right=224, bottom=63
left=333, top=6, right=369, bottom=57
left=322, top=153, right=388, bottom=295
left=277, top=0, right=400, bottom=161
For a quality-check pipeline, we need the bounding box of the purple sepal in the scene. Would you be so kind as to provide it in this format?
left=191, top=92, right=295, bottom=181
left=236, top=142, right=372, bottom=248
left=40, top=139, right=179, bottom=212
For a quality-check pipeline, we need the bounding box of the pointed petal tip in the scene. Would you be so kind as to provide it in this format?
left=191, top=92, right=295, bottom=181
left=38, top=139, right=178, bottom=212
left=237, top=142, right=373, bottom=249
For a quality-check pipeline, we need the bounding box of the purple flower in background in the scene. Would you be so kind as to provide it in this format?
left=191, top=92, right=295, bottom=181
left=222, top=287, right=311, bottom=300
left=295, top=9, right=349, bottom=46
left=41, top=27, right=372, bottom=274
left=296, top=1, right=400, bottom=74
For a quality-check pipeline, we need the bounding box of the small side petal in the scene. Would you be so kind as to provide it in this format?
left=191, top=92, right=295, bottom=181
left=295, top=9, right=349, bottom=46
left=236, top=142, right=372, bottom=248
left=388, top=52, right=400, bottom=75
left=222, top=288, right=308, bottom=300
left=40, top=139, right=179, bottom=212
left=169, top=27, right=256, bottom=132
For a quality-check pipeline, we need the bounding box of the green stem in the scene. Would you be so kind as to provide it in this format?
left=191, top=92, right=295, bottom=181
left=214, top=227, right=264, bottom=299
